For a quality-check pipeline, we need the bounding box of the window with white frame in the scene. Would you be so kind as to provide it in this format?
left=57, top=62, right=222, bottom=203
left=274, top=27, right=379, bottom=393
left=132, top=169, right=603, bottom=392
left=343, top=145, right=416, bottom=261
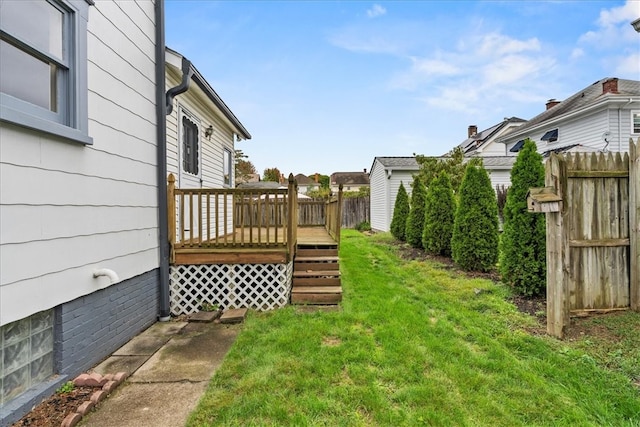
left=541, top=128, right=558, bottom=143
left=223, top=148, right=232, bottom=187
left=0, top=0, right=91, bottom=144
left=182, top=115, right=199, bottom=175
left=632, top=111, right=640, bottom=135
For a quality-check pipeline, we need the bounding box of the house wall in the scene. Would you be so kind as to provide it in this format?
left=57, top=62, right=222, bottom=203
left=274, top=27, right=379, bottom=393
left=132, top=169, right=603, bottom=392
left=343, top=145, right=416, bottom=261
left=0, top=1, right=160, bottom=422
left=166, top=69, right=235, bottom=236
left=370, top=160, right=416, bottom=232
left=369, top=160, right=388, bottom=232
left=505, top=104, right=640, bottom=155
left=0, top=0, right=159, bottom=326
left=487, top=169, right=512, bottom=191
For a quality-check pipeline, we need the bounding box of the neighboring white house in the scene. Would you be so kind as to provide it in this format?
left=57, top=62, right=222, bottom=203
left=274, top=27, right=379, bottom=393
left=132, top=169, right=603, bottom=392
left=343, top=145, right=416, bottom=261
left=499, top=78, right=640, bottom=156
left=458, top=117, right=525, bottom=156
left=0, top=1, right=164, bottom=423
left=165, top=47, right=251, bottom=239
left=369, top=153, right=516, bottom=233
left=369, top=157, right=419, bottom=232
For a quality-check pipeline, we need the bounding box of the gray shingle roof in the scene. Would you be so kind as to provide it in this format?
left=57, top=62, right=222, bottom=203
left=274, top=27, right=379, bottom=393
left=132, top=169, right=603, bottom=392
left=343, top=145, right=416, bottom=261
left=500, top=78, right=640, bottom=139
left=373, top=157, right=420, bottom=169
left=330, top=172, right=370, bottom=185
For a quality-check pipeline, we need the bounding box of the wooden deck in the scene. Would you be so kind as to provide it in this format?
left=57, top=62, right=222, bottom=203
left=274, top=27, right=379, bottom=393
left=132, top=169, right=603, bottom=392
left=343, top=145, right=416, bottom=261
left=173, top=226, right=336, bottom=265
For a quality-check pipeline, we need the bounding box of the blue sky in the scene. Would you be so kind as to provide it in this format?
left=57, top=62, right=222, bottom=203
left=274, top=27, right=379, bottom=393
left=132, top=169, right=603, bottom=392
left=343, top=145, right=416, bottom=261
left=165, top=0, right=640, bottom=177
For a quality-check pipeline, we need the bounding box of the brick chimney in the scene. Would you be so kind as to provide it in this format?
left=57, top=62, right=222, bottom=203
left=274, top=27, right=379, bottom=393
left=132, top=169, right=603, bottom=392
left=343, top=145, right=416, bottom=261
left=314, top=173, right=318, bottom=183
left=546, top=99, right=560, bottom=110
left=468, top=125, right=477, bottom=138
left=602, top=78, right=619, bottom=94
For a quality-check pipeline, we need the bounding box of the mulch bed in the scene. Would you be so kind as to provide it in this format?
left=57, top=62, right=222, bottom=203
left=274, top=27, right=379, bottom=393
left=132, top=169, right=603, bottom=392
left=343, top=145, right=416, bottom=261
left=12, top=386, right=96, bottom=427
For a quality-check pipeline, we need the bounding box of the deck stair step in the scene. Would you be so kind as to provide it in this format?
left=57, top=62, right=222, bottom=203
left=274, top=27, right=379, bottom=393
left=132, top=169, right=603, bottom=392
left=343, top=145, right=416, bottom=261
left=296, top=248, right=338, bottom=257
left=291, top=286, right=342, bottom=305
left=293, top=270, right=341, bottom=278
left=291, top=243, right=342, bottom=305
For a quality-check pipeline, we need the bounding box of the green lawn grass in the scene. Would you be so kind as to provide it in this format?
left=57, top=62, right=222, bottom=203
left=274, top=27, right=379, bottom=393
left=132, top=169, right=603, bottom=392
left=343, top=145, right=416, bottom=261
left=187, top=230, right=640, bottom=426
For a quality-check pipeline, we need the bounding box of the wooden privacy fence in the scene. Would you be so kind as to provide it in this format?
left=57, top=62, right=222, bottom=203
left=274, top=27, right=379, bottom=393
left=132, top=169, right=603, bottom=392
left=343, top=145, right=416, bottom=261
left=297, top=199, right=326, bottom=226
left=296, top=196, right=370, bottom=228
left=529, top=140, right=639, bottom=338
left=342, top=197, right=370, bottom=228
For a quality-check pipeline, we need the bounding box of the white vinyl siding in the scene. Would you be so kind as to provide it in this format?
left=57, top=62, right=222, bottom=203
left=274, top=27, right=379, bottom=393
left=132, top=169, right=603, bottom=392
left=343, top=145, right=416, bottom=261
left=369, top=160, right=388, bottom=232
left=165, top=59, right=238, bottom=238
left=0, top=0, right=159, bottom=326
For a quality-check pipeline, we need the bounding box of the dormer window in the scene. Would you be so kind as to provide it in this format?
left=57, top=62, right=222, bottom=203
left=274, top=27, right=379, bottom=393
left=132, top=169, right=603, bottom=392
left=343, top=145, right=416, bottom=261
left=541, top=129, right=558, bottom=143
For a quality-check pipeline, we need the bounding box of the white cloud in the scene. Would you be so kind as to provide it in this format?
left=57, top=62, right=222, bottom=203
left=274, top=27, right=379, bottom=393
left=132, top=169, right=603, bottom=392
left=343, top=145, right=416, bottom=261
left=477, top=33, right=541, bottom=57
left=615, top=52, right=640, bottom=76
left=367, top=4, right=387, bottom=18
left=411, top=57, right=461, bottom=76
left=570, top=48, right=584, bottom=60
left=579, top=0, right=640, bottom=47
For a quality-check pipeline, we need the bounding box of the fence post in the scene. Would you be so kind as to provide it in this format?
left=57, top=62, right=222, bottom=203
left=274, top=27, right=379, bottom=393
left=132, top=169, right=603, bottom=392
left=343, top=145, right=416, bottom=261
left=167, top=174, right=176, bottom=264
left=546, top=154, right=570, bottom=338
left=630, top=139, right=639, bottom=311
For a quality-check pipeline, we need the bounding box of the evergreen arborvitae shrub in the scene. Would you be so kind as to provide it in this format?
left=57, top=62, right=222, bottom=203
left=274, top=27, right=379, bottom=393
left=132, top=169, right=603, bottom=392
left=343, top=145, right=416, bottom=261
left=451, top=164, right=499, bottom=271
left=500, top=139, right=546, bottom=296
left=405, top=177, right=427, bottom=248
left=390, top=182, right=410, bottom=241
left=422, top=172, right=456, bottom=256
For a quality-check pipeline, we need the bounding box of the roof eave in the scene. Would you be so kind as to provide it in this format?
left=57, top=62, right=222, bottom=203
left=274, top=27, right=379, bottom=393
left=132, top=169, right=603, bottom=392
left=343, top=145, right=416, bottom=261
left=496, top=95, right=640, bottom=144
left=165, top=48, right=252, bottom=140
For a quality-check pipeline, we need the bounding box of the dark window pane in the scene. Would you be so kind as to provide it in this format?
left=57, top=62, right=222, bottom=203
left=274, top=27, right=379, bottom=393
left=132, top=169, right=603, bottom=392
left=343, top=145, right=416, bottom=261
left=182, top=116, right=199, bottom=175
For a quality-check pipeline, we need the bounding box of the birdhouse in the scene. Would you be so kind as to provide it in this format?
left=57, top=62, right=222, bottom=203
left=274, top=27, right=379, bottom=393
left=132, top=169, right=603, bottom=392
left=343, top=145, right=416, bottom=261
left=527, top=187, right=562, bottom=213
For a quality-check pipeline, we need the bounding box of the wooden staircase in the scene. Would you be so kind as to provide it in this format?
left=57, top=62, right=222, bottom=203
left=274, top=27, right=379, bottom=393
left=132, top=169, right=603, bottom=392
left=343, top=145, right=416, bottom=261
left=291, top=243, right=342, bottom=305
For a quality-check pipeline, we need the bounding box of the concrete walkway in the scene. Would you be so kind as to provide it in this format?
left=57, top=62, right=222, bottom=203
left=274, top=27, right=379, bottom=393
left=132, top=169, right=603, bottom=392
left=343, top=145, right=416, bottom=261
left=80, top=320, right=240, bottom=427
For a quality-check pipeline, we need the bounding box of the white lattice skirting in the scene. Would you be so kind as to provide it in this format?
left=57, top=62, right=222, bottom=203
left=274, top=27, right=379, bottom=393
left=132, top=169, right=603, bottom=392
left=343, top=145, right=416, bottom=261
left=169, top=263, right=293, bottom=315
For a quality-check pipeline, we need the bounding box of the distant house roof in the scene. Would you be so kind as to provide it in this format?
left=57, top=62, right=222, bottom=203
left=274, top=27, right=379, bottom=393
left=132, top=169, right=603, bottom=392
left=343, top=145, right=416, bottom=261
left=498, top=77, right=640, bottom=144
left=294, top=174, right=316, bottom=185
left=371, top=157, right=419, bottom=171
left=458, top=117, right=526, bottom=154
left=165, top=47, right=252, bottom=140
left=330, top=171, right=370, bottom=186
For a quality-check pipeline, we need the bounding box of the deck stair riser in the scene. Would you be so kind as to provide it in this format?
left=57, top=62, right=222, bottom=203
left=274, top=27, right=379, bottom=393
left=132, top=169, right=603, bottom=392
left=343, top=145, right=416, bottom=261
left=291, top=246, right=342, bottom=305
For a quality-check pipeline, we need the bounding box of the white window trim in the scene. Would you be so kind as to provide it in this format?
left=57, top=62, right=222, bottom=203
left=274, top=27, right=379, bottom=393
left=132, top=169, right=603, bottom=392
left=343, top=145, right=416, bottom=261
left=223, top=147, right=233, bottom=187
left=631, top=110, right=640, bottom=135
left=0, top=0, right=92, bottom=145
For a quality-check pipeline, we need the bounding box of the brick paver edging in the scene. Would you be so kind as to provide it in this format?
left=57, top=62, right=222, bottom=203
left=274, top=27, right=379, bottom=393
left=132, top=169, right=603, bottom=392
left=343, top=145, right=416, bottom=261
left=60, top=372, right=128, bottom=427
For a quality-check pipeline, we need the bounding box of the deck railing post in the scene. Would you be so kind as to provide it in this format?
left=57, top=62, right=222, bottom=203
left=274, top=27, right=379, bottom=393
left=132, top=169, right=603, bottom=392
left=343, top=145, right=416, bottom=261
left=287, top=174, right=298, bottom=261
left=336, top=184, right=343, bottom=246
left=167, top=174, right=176, bottom=263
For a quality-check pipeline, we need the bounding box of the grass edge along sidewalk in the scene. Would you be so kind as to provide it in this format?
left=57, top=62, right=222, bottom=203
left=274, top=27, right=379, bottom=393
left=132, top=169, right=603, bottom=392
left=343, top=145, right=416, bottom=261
left=188, top=230, right=640, bottom=426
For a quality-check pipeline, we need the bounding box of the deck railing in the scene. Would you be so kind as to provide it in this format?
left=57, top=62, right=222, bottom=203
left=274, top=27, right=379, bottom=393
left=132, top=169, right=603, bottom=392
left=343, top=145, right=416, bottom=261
left=168, top=174, right=299, bottom=258
left=325, top=184, right=343, bottom=244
